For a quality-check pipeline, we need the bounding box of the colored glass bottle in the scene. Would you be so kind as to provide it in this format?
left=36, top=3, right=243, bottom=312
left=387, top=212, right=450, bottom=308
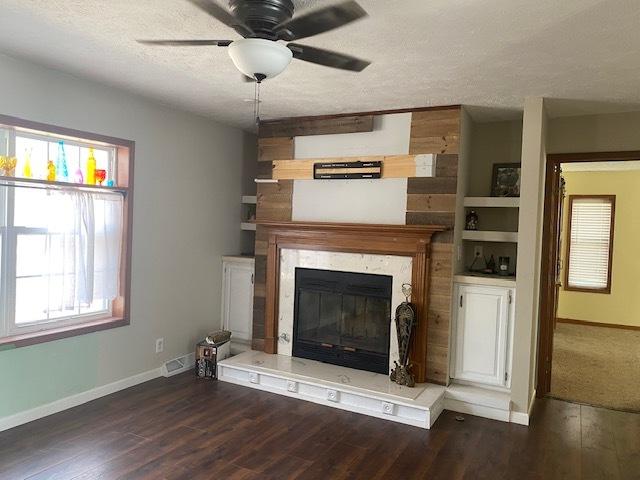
left=86, top=147, right=96, bottom=185
left=56, top=141, right=69, bottom=181
left=47, top=160, right=56, bottom=181
left=74, top=165, right=84, bottom=184
left=22, top=148, right=32, bottom=178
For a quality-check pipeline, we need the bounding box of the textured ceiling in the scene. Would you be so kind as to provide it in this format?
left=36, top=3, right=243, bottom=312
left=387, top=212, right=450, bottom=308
left=1, top=0, right=640, bottom=130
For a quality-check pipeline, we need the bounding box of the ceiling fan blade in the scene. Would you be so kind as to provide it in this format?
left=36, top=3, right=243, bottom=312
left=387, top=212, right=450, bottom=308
left=187, top=0, right=253, bottom=37
left=137, top=39, right=233, bottom=46
left=288, top=43, right=370, bottom=72
left=276, top=1, right=367, bottom=41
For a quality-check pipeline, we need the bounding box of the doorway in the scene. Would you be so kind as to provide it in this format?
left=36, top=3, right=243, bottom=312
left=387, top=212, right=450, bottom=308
left=537, top=151, right=640, bottom=411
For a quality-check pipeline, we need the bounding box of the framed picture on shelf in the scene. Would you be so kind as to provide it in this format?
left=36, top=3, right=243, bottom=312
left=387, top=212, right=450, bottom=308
left=491, top=163, right=521, bottom=197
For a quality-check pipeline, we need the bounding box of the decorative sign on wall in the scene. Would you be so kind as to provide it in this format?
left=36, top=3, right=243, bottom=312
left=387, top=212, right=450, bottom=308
left=313, top=160, right=382, bottom=180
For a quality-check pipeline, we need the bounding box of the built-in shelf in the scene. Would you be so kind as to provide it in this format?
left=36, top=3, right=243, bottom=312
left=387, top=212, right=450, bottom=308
left=464, top=197, right=520, bottom=208
left=241, top=222, right=256, bottom=231
left=463, top=230, right=518, bottom=243
left=254, top=178, right=278, bottom=184
left=454, top=273, right=516, bottom=288
left=241, top=195, right=257, bottom=204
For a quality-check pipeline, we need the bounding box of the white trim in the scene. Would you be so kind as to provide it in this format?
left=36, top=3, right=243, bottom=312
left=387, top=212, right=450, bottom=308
left=508, top=388, right=536, bottom=426
left=444, top=398, right=510, bottom=422
left=0, top=367, right=162, bottom=433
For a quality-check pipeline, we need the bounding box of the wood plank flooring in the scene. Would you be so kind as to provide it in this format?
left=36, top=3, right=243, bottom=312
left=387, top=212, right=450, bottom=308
left=1, top=372, right=638, bottom=479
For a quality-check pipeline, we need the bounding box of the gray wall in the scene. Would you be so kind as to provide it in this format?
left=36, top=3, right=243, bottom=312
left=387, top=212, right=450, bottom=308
left=0, top=53, right=254, bottom=418
left=548, top=111, right=640, bottom=153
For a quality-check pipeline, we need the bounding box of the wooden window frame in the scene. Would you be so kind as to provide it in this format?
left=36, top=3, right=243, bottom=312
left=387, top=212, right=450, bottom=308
left=0, top=114, right=134, bottom=348
left=563, top=194, right=615, bottom=294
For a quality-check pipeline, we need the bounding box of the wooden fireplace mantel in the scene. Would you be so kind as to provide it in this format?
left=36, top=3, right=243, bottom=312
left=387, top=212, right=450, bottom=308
left=256, top=220, right=447, bottom=383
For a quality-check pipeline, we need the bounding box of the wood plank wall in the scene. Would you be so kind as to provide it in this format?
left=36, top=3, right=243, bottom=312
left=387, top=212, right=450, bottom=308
left=405, top=112, right=460, bottom=384
left=251, top=108, right=461, bottom=384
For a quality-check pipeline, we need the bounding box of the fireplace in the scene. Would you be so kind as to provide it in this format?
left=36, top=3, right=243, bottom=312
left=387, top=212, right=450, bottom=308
left=292, top=267, right=392, bottom=374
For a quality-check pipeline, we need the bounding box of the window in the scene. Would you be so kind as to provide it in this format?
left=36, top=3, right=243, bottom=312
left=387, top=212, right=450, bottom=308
left=565, top=195, right=615, bottom=293
left=0, top=115, right=133, bottom=346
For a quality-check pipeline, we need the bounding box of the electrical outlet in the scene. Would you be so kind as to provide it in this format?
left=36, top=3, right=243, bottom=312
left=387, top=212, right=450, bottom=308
left=155, top=338, right=164, bottom=354
left=474, top=246, right=484, bottom=258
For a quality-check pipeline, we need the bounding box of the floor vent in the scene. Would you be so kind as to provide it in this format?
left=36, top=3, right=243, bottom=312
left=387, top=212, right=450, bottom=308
left=161, top=353, right=195, bottom=377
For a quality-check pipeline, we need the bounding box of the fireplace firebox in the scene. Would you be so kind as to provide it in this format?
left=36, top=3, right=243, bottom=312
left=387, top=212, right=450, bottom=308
left=292, top=268, right=392, bottom=374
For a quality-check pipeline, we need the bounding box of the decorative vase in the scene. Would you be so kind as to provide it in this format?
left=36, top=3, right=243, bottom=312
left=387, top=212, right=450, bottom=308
left=390, top=283, right=417, bottom=388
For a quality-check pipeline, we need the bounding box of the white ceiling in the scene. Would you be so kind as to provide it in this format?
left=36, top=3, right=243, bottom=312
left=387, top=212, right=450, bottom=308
left=1, top=0, right=640, bottom=130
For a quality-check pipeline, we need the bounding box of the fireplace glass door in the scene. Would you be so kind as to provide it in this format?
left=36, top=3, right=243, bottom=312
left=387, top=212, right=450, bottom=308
left=293, top=268, right=392, bottom=374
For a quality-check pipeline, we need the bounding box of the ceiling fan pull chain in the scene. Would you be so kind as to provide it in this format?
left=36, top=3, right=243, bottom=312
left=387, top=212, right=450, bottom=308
left=255, top=80, right=261, bottom=126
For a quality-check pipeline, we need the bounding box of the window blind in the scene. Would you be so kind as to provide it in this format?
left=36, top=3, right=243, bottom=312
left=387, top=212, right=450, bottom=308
left=567, top=197, right=614, bottom=290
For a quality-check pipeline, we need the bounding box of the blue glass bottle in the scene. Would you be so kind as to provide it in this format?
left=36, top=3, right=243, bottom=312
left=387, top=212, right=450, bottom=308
left=56, top=141, right=69, bottom=182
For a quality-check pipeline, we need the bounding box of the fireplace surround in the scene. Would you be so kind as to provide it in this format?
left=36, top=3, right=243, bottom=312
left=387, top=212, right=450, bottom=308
left=257, top=220, right=445, bottom=383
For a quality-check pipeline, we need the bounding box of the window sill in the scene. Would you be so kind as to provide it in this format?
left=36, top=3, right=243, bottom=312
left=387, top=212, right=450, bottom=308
left=0, top=316, right=129, bottom=349
left=563, top=286, right=611, bottom=294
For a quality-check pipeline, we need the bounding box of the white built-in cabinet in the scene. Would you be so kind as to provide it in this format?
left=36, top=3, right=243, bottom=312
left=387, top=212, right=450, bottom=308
left=452, top=282, right=515, bottom=388
left=221, top=256, right=255, bottom=345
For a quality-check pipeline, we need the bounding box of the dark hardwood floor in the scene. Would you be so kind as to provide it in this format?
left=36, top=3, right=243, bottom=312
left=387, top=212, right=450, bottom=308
left=1, top=373, right=638, bottom=480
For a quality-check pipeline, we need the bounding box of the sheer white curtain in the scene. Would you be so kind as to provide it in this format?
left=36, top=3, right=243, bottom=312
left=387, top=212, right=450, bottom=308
left=43, top=189, right=123, bottom=313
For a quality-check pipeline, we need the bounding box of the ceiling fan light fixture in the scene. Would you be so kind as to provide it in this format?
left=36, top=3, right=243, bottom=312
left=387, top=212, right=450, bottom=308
left=228, top=38, right=292, bottom=80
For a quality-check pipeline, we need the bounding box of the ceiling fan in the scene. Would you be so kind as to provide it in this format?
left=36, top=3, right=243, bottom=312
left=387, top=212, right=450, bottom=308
left=138, top=0, right=371, bottom=82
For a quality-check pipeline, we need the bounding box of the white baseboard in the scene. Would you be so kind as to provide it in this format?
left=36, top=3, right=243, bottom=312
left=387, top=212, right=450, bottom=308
left=444, top=398, right=511, bottom=422
left=0, top=366, right=163, bottom=433
left=509, top=389, right=536, bottom=426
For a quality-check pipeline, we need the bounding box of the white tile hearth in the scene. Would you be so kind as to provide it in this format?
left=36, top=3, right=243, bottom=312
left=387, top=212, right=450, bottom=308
left=277, top=248, right=413, bottom=373
left=218, top=351, right=446, bottom=429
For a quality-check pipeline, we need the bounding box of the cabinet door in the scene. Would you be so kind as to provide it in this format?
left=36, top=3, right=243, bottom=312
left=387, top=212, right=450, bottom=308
left=454, top=285, right=510, bottom=386
left=222, top=262, right=254, bottom=342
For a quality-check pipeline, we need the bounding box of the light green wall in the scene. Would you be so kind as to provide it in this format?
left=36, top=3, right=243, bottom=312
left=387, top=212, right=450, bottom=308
left=0, top=53, right=252, bottom=419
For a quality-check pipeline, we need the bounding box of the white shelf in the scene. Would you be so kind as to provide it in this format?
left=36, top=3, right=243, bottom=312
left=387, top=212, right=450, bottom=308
left=241, top=195, right=257, bottom=204
left=254, top=178, right=278, bottom=184
left=241, top=222, right=256, bottom=231
left=464, top=197, right=520, bottom=208
left=463, top=230, right=518, bottom=243
left=454, top=274, right=516, bottom=288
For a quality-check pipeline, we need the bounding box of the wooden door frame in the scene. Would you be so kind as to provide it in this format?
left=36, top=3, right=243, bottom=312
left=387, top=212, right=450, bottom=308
left=536, top=150, right=640, bottom=397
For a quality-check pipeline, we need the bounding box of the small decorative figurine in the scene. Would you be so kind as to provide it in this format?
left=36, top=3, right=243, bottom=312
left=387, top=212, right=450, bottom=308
left=486, top=254, right=497, bottom=274
left=390, top=283, right=417, bottom=387
left=465, top=210, right=479, bottom=230
left=47, top=160, right=56, bottom=181
left=0, top=155, right=17, bottom=176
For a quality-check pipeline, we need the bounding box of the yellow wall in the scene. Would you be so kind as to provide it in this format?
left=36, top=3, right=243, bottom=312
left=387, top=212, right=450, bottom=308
left=557, top=169, right=640, bottom=326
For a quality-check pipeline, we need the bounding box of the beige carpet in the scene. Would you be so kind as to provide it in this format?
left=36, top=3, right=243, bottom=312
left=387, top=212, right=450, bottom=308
left=550, top=322, right=640, bottom=412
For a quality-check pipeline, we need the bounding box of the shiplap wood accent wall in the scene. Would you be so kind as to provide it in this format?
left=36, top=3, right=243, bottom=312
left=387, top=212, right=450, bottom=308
left=406, top=109, right=460, bottom=384
left=252, top=107, right=461, bottom=385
